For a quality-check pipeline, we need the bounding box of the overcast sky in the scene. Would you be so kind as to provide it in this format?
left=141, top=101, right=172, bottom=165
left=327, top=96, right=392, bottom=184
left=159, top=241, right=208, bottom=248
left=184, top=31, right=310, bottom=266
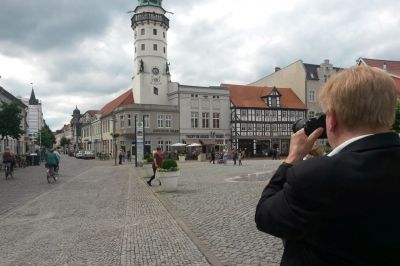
left=0, top=0, right=399, bottom=131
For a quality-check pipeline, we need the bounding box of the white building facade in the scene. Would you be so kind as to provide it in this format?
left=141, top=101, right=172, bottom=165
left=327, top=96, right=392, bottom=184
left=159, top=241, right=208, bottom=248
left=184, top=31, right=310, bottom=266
left=168, top=84, right=231, bottom=154
left=131, top=0, right=172, bottom=105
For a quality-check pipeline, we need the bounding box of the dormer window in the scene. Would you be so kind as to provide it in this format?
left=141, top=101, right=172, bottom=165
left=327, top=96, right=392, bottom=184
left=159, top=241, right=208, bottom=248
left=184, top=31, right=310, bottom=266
left=263, top=87, right=281, bottom=108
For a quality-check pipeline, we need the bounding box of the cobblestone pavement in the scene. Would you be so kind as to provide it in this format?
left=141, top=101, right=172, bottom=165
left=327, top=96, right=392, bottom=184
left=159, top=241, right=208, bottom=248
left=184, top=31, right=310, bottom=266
left=0, top=155, right=284, bottom=265
left=147, top=159, right=284, bottom=266
left=0, top=156, right=208, bottom=265
left=0, top=155, right=107, bottom=216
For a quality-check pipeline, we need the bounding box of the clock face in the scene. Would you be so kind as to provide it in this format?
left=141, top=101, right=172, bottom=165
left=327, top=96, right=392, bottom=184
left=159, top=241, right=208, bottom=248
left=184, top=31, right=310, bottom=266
left=152, top=67, right=159, bottom=75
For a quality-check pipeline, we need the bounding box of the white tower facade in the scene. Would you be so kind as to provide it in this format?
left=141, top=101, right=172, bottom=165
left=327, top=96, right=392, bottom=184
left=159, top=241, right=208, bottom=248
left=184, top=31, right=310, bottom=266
left=131, top=0, right=171, bottom=105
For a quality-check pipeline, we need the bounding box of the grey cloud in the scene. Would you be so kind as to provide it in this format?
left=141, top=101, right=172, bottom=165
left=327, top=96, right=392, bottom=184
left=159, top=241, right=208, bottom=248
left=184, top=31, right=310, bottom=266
left=0, top=0, right=133, bottom=52
left=2, top=0, right=400, bottom=131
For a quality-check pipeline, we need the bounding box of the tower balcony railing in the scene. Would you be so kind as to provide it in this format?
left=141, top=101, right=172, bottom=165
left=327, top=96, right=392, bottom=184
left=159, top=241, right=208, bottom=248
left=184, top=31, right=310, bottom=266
left=131, top=12, right=169, bottom=29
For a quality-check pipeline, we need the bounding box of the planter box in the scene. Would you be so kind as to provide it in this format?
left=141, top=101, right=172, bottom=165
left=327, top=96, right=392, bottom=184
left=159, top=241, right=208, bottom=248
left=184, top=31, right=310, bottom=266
left=143, top=164, right=153, bottom=177
left=197, top=153, right=207, bottom=162
left=178, top=155, right=186, bottom=162
left=157, top=170, right=180, bottom=192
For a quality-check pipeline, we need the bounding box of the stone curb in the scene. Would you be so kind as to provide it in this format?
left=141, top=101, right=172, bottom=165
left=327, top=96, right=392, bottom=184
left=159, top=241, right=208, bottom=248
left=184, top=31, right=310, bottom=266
left=141, top=175, right=223, bottom=266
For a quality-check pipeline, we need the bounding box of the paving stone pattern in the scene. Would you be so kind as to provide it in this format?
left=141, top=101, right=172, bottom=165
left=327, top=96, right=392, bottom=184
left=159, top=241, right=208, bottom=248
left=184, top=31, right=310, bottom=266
left=0, top=156, right=209, bottom=265
left=0, top=155, right=284, bottom=265
left=120, top=171, right=209, bottom=266
left=156, top=160, right=284, bottom=266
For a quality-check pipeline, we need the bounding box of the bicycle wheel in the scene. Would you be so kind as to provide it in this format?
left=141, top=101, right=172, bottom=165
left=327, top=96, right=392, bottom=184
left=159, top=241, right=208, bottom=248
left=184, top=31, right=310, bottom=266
left=46, top=170, right=51, bottom=183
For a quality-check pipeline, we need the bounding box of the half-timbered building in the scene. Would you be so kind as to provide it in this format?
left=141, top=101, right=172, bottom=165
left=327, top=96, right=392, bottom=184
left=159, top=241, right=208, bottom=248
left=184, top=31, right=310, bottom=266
left=224, top=84, right=306, bottom=157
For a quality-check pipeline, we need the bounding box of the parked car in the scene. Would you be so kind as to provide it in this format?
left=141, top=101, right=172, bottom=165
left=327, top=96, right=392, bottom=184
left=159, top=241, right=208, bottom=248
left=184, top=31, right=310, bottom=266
left=83, top=150, right=95, bottom=160
left=75, top=150, right=84, bottom=159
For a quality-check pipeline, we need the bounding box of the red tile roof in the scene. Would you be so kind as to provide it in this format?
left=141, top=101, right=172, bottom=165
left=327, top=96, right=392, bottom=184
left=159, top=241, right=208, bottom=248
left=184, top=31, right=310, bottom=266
left=222, top=84, right=306, bottom=109
left=361, top=58, right=400, bottom=77
left=359, top=58, right=400, bottom=95
left=99, top=89, right=134, bottom=116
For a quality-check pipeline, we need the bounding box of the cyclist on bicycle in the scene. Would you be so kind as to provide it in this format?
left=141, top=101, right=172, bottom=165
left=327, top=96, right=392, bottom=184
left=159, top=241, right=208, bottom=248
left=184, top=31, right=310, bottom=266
left=46, top=148, right=59, bottom=173
left=2, top=147, right=16, bottom=173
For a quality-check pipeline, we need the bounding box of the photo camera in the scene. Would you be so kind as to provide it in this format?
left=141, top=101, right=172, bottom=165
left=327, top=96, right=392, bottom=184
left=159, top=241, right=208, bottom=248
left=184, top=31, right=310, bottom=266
left=292, top=113, right=327, bottom=139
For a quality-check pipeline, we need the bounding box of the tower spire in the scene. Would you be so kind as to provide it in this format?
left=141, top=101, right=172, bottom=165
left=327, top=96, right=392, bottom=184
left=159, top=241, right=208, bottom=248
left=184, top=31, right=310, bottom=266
left=29, top=86, right=39, bottom=105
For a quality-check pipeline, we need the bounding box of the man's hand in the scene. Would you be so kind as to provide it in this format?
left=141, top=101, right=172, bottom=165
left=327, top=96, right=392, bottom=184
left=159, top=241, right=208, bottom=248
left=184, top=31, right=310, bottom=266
left=285, top=128, right=324, bottom=164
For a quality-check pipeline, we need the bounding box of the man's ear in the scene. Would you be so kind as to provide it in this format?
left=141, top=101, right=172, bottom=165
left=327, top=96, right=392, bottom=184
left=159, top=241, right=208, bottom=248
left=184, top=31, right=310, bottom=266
left=326, top=111, right=337, bottom=133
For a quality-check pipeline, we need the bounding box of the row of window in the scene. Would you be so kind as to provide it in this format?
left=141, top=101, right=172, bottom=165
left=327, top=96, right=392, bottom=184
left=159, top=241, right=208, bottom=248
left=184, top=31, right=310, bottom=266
left=119, top=113, right=172, bottom=129
left=236, top=109, right=305, bottom=122
left=191, top=94, right=220, bottom=99
left=135, top=28, right=166, bottom=38
left=191, top=112, right=220, bottom=129
left=239, top=131, right=292, bottom=137
left=136, top=44, right=166, bottom=54
left=141, top=140, right=175, bottom=152
left=156, top=140, right=172, bottom=151
left=83, top=109, right=304, bottom=137
left=83, top=114, right=174, bottom=136
left=235, top=123, right=293, bottom=132
left=108, top=140, right=174, bottom=152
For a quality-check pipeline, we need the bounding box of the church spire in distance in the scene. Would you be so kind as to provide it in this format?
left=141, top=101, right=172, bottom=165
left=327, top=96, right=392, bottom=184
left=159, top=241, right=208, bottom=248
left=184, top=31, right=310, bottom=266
left=29, top=88, right=39, bottom=105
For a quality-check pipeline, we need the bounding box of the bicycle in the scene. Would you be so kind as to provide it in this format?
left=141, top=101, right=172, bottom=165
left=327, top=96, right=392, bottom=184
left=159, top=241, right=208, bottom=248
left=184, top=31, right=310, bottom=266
left=46, top=165, right=57, bottom=183
left=4, top=162, right=13, bottom=180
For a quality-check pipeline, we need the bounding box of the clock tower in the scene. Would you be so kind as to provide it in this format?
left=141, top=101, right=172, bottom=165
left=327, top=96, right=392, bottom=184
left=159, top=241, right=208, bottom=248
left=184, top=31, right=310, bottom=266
left=130, top=0, right=171, bottom=105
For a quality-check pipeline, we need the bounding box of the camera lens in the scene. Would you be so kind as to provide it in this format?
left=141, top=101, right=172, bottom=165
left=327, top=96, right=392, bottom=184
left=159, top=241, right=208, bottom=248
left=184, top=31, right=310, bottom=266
left=292, top=113, right=327, bottom=139
left=292, top=119, right=307, bottom=134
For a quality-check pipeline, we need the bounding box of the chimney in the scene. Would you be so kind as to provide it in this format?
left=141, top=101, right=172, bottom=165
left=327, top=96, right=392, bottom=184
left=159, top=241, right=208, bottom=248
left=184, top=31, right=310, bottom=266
left=383, top=62, right=387, bottom=71
left=275, top=67, right=281, bottom=72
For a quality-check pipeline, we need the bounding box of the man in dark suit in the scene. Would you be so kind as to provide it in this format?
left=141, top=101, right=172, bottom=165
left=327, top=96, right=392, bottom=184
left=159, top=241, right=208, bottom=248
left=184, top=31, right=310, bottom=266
left=255, top=66, right=400, bottom=265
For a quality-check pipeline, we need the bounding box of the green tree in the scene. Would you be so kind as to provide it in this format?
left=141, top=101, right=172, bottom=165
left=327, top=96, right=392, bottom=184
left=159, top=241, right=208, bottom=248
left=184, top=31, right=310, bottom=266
left=393, top=101, right=400, bottom=133
left=39, top=124, right=56, bottom=148
left=0, top=101, right=25, bottom=140
left=60, top=136, right=70, bottom=147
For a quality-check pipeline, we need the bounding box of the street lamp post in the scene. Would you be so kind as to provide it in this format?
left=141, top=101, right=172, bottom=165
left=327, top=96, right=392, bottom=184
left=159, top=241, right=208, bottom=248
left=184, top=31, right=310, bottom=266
left=112, top=115, right=117, bottom=166
left=38, top=131, right=42, bottom=162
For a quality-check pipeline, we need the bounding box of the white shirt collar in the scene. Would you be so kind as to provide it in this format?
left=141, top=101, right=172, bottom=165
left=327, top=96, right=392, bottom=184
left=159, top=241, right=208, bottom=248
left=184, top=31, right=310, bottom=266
left=327, top=134, right=372, bottom=157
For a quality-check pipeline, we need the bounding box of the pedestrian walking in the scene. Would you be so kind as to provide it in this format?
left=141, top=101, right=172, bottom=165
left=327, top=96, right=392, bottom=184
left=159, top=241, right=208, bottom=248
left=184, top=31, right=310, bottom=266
left=210, top=149, right=215, bottom=164
left=232, top=149, right=237, bottom=165
left=238, top=150, right=242, bottom=166
left=118, top=149, right=123, bottom=165
left=147, top=147, right=163, bottom=186
left=223, top=148, right=228, bottom=165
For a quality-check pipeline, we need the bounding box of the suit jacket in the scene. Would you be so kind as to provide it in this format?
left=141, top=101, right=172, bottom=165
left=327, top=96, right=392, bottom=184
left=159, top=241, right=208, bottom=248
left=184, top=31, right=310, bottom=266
left=255, top=132, right=400, bottom=265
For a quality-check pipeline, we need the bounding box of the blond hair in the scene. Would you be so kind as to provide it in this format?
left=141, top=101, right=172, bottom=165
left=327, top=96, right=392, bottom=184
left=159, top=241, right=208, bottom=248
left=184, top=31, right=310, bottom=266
left=319, top=66, right=396, bottom=130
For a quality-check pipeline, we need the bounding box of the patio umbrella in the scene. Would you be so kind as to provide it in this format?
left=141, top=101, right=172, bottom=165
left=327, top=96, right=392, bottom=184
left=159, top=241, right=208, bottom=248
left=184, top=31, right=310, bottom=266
left=187, top=143, right=202, bottom=147
left=171, top=143, right=187, bottom=147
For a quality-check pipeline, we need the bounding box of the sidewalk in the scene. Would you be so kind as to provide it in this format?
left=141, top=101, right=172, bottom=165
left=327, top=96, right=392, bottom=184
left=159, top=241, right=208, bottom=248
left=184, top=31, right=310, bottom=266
left=121, top=166, right=210, bottom=265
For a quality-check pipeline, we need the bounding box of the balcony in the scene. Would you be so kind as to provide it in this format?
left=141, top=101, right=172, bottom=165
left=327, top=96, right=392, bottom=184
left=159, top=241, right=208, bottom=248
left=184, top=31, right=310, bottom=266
left=131, top=12, right=169, bottom=29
